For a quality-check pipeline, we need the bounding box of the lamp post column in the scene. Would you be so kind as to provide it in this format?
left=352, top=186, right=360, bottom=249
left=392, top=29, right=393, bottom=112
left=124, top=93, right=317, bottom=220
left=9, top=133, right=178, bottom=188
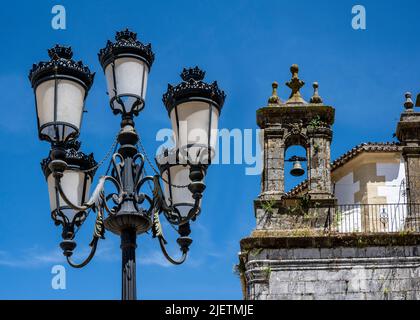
left=104, top=118, right=152, bottom=300
left=121, top=228, right=137, bottom=300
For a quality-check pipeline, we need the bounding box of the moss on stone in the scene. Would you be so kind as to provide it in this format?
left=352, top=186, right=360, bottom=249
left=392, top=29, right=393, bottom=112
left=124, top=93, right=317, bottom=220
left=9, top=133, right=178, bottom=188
left=241, top=232, right=420, bottom=250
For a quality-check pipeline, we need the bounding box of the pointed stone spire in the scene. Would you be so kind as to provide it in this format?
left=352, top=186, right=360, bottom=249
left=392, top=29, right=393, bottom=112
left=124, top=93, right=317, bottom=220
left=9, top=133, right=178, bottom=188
left=310, top=82, right=323, bottom=104
left=404, top=92, right=414, bottom=112
left=285, top=64, right=306, bottom=104
left=268, top=82, right=282, bottom=106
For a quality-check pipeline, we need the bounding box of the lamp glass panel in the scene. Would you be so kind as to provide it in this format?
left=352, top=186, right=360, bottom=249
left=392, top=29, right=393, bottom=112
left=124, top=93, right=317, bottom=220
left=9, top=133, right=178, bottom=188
left=36, top=80, right=55, bottom=127
left=170, top=101, right=219, bottom=163
left=47, top=170, right=91, bottom=221
left=161, top=164, right=196, bottom=219
left=104, top=57, right=148, bottom=112
left=56, top=80, right=85, bottom=127
left=36, top=79, right=85, bottom=141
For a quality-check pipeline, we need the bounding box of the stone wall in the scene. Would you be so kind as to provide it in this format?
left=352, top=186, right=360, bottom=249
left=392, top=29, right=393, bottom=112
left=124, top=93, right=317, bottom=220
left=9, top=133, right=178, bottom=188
left=396, top=109, right=420, bottom=231
left=240, top=234, right=420, bottom=300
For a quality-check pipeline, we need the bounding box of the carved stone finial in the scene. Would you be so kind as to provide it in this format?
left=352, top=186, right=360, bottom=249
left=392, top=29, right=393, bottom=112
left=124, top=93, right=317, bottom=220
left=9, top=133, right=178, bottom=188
left=285, top=64, right=306, bottom=104
left=268, top=82, right=282, bottom=106
left=404, top=92, right=414, bottom=111
left=310, top=82, right=323, bottom=104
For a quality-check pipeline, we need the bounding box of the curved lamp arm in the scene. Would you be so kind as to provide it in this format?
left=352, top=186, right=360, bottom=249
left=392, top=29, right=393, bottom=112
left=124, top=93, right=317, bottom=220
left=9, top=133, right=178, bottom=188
left=145, top=174, right=202, bottom=226
left=151, top=187, right=192, bottom=266
left=184, top=194, right=202, bottom=223
left=153, top=210, right=190, bottom=265
left=158, top=236, right=188, bottom=265
left=54, top=175, right=104, bottom=212
left=63, top=206, right=106, bottom=268
left=66, top=237, right=99, bottom=268
left=54, top=175, right=121, bottom=213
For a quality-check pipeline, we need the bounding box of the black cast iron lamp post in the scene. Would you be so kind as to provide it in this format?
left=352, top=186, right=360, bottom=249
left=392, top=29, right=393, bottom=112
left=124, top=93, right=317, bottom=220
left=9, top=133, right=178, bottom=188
left=28, top=29, right=226, bottom=300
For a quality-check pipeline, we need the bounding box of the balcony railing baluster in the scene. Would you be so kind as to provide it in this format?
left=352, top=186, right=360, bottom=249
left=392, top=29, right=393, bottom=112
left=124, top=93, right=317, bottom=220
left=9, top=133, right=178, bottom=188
left=316, top=203, right=419, bottom=234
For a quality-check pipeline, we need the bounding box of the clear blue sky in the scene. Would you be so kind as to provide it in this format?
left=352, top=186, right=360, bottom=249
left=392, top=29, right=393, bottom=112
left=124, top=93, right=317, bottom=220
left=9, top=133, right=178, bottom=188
left=0, top=0, right=419, bottom=300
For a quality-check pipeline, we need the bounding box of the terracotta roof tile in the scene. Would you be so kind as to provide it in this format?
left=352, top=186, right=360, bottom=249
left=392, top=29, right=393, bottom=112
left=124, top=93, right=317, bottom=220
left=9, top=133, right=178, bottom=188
left=331, top=142, right=401, bottom=171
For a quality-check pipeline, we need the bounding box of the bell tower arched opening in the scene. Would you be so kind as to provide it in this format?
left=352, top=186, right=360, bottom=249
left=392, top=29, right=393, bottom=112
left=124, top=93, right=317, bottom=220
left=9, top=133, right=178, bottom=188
left=284, top=144, right=308, bottom=193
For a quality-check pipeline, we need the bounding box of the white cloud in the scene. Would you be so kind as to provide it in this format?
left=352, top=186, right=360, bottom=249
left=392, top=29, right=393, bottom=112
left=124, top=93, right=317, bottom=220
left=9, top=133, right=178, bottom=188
left=0, top=240, right=119, bottom=269
left=0, top=247, right=64, bottom=268
left=139, top=251, right=173, bottom=268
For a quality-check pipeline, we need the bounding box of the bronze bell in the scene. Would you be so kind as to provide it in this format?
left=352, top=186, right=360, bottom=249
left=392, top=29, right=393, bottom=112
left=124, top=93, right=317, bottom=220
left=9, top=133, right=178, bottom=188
left=290, top=160, right=305, bottom=177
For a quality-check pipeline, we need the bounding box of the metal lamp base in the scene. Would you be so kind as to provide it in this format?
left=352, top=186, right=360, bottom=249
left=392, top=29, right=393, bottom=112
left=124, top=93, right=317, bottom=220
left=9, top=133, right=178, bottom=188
left=104, top=210, right=152, bottom=236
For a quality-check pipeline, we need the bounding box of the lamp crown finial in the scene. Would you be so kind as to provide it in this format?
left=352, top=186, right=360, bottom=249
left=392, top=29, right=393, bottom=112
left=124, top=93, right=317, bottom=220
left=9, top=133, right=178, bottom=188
left=30, top=44, right=94, bottom=92
left=116, top=28, right=137, bottom=41
left=163, top=67, right=225, bottom=114
left=48, top=45, right=73, bottom=60
left=98, top=28, right=155, bottom=69
left=181, top=66, right=205, bottom=82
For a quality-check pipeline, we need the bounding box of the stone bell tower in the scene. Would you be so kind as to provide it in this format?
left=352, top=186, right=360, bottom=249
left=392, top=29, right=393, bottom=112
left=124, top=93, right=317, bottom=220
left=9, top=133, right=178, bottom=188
left=238, top=68, right=420, bottom=301
left=396, top=92, right=420, bottom=230
left=255, top=65, right=336, bottom=230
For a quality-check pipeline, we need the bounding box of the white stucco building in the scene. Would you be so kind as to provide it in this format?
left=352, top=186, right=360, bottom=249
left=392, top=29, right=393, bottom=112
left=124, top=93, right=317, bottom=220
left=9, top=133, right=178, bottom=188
left=287, top=142, right=408, bottom=232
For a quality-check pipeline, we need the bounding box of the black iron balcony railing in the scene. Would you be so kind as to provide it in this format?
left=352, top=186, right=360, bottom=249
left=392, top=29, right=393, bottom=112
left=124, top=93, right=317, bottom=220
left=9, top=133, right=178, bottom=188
left=324, top=203, right=420, bottom=234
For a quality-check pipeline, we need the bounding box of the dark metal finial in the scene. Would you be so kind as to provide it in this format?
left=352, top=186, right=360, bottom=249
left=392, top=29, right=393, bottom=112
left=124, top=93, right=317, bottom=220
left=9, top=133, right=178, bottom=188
left=116, top=28, right=138, bottom=41
left=65, top=140, right=82, bottom=151
left=30, top=45, right=94, bottom=91
left=48, top=45, right=73, bottom=60
left=181, top=66, right=206, bottom=82
left=163, top=67, right=225, bottom=114
left=98, top=29, right=155, bottom=69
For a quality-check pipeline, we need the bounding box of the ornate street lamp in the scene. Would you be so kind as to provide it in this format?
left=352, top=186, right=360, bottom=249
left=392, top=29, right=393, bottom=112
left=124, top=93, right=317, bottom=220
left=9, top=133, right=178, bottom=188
left=98, top=29, right=154, bottom=116
left=156, top=148, right=206, bottom=226
left=29, top=44, right=94, bottom=144
left=162, top=66, right=226, bottom=165
left=29, top=29, right=226, bottom=300
left=41, top=140, right=97, bottom=236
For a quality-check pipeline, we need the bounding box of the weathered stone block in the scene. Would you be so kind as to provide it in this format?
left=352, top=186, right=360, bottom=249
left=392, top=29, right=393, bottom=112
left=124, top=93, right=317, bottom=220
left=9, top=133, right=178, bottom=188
left=341, top=247, right=357, bottom=258
left=242, top=239, right=420, bottom=300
